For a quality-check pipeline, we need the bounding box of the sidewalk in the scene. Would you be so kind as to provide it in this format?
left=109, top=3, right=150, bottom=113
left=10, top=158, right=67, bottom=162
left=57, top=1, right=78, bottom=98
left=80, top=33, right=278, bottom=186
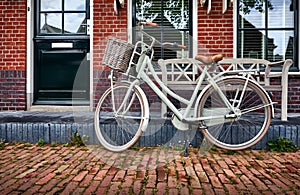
left=0, top=144, right=299, bottom=194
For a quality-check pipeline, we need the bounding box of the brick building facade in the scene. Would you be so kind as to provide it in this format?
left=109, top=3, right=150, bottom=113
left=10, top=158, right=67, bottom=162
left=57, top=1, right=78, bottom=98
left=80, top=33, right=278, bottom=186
left=0, top=0, right=299, bottom=113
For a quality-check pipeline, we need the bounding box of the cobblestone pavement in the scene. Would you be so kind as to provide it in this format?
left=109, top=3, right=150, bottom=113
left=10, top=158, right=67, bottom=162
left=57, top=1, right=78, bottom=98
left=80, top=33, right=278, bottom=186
left=0, top=144, right=300, bottom=194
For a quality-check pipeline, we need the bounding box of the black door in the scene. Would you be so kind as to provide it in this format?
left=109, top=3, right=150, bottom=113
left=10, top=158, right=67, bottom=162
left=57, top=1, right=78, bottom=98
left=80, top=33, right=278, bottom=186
left=34, top=0, right=90, bottom=105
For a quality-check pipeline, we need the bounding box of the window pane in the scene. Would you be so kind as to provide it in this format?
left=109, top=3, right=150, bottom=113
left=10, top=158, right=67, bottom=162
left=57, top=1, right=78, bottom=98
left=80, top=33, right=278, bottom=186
left=239, top=0, right=265, bottom=28
left=65, top=0, right=86, bottom=11
left=135, top=0, right=191, bottom=59
left=64, top=13, right=86, bottom=33
left=41, top=0, right=62, bottom=11
left=238, top=30, right=266, bottom=59
left=268, top=0, right=294, bottom=28
left=267, top=30, right=294, bottom=61
left=40, top=13, right=62, bottom=34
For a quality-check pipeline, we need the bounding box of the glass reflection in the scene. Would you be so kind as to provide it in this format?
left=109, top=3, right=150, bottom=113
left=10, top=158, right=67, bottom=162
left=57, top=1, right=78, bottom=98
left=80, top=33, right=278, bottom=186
left=268, top=0, right=294, bottom=28
left=239, top=0, right=265, bottom=28
left=41, top=0, right=62, bottom=11
left=40, top=13, right=62, bottom=34
left=267, top=31, right=294, bottom=61
left=65, top=0, right=86, bottom=11
left=64, top=13, right=86, bottom=33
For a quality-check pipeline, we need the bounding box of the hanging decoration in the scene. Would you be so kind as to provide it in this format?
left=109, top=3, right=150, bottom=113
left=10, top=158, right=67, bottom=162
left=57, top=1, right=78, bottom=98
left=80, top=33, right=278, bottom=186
left=114, top=0, right=125, bottom=14
left=200, top=0, right=232, bottom=14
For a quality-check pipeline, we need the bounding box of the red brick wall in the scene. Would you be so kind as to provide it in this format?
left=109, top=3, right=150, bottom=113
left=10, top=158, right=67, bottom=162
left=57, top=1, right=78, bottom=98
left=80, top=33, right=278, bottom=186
left=197, top=0, right=234, bottom=57
left=93, top=0, right=128, bottom=107
left=93, top=0, right=128, bottom=71
left=0, top=0, right=27, bottom=110
left=0, top=0, right=27, bottom=71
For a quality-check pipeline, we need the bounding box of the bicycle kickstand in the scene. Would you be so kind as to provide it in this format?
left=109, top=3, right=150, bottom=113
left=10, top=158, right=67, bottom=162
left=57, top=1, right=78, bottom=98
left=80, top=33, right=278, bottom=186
left=183, top=129, right=191, bottom=157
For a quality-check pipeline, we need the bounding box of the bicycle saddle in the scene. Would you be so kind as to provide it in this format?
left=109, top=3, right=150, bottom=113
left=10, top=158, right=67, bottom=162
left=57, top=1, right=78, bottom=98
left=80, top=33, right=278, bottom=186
left=195, top=54, right=223, bottom=65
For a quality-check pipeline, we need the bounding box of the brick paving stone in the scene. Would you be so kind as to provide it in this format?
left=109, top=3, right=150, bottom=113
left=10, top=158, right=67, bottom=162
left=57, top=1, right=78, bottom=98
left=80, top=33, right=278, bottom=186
left=73, top=170, right=88, bottom=182
left=156, top=182, right=167, bottom=195
left=179, top=182, right=190, bottom=195
left=224, top=183, right=239, bottom=194
left=119, top=188, right=130, bottom=195
left=217, top=173, right=230, bottom=184
left=121, top=175, right=134, bottom=187
left=100, top=175, right=114, bottom=187
left=196, top=171, right=209, bottom=183
left=202, top=183, right=215, bottom=194
left=107, top=181, right=121, bottom=195
left=168, top=188, right=179, bottom=195
left=79, top=174, right=94, bottom=187
left=135, top=170, right=146, bottom=180
left=0, top=145, right=300, bottom=194
left=146, top=174, right=157, bottom=188
left=60, top=181, right=79, bottom=194
left=133, top=180, right=143, bottom=194
left=39, top=179, right=60, bottom=193
left=113, top=169, right=126, bottom=182
left=84, top=180, right=101, bottom=194
left=36, top=172, right=56, bottom=185
left=209, top=175, right=223, bottom=188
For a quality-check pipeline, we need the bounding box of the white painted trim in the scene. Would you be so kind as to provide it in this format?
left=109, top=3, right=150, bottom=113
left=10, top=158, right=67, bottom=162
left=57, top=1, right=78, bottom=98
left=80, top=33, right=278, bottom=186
left=233, top=0, right=237, bottom=58
left=26, top=0, right=34, bottom=110
left=89, top=0, right=94, bottom=111
left=193, top=0, right=198, bottom=57
left=127, top=1, right=133, bottom=43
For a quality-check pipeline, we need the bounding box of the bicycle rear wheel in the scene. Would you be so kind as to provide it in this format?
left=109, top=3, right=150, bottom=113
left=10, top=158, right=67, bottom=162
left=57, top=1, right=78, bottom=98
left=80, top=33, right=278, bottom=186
left=197, top=77, right=272, bottom=150
left=95, top=82, right=148, bottom=152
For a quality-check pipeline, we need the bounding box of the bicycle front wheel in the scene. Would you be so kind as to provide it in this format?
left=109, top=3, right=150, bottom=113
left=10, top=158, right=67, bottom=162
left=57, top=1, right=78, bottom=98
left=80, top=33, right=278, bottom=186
left=197, top=77, right=272, bottom=150
left=95, top=82, right=148, bottom=152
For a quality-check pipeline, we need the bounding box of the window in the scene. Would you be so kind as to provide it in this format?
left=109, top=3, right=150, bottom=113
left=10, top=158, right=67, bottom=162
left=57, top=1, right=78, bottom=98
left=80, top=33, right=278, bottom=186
left=237, top=0, right=298, bottom=69
left=132, top=0, right=193, bottom=61
left=37, top=0, right=90, bottom=35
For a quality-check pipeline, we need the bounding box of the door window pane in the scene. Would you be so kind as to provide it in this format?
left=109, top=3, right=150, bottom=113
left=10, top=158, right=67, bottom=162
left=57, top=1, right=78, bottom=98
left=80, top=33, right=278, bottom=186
left=64, top=13, right=86, bottom=33
left=40, top=13, right=62, bottom=34
left=65, top=0, right=86, bottom=11
left=41, top=0, right=62, bottom=11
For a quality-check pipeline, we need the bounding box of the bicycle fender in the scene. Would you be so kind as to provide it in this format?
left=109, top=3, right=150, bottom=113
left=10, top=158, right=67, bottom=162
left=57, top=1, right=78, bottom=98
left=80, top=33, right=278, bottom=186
left=135, top=85, right=150, bottom=131
left=194, top=76, right=275, bottom=118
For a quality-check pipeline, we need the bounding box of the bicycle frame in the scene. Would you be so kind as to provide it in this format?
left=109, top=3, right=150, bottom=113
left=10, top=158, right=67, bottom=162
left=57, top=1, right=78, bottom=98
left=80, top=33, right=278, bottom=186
left=115, top=53, right=259, bottom=125
left=109, top=25, right=274, bottom=127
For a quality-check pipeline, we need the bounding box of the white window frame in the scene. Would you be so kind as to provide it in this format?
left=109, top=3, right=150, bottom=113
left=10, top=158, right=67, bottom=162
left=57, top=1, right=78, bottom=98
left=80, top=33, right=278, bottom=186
left=233, top=0, right=299, bottom=72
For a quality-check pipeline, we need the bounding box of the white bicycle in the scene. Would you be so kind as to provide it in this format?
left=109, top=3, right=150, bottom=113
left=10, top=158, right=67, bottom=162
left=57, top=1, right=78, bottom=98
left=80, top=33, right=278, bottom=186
left=95, top=22, right=274, bottom=153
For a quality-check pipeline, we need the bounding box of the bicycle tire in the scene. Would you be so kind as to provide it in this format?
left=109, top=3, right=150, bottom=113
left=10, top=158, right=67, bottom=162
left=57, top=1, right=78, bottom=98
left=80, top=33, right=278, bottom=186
left=197, top=77, right=272, bottom=150
left=94, top=82, right=148, bottom=152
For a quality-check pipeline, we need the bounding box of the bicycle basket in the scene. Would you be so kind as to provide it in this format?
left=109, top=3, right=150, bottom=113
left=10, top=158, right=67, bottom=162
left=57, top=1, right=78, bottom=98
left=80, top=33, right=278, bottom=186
left=102, top=37, right=134, bottom=72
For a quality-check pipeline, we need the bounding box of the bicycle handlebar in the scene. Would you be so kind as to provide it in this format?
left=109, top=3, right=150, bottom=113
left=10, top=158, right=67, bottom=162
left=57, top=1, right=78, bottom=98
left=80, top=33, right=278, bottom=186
left=137, top=21, right=186, bottom=52
left=162, top=42, right=187, bottom=49
left=139, top=21, right=159, bottom=27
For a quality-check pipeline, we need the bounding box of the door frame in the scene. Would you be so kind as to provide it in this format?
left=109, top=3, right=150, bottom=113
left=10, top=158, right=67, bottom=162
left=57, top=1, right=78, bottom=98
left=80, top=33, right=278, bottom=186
left=26, top=0, right=94, bottom=111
